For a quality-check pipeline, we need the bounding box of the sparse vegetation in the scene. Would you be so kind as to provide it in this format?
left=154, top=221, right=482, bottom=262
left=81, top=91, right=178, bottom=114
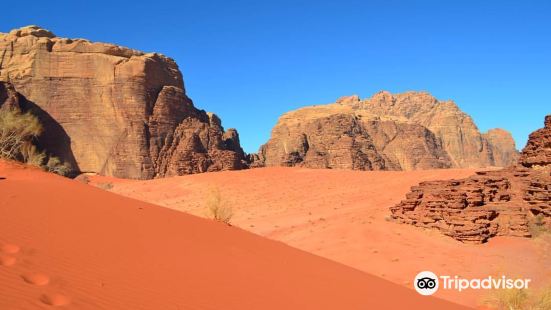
left=0, top=108, right=72, bottom=177
left=206, top=187, right=233, bottom=225
left=529, top=214, right=551, bottom=238
left=45, top=156, right=72, bottom=177
left=485, top=286, right=551, bottom=310
left=97, top=182, right=114, bottom=190
left=20, top=143, right=46, bottom=167
left=0, top=108, right=42, bottom=160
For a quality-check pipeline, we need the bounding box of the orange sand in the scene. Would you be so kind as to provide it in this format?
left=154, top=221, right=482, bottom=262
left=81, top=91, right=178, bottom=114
left=93, top=167, right=551, bottom=308
left=0, top=161, right=467, bottom=309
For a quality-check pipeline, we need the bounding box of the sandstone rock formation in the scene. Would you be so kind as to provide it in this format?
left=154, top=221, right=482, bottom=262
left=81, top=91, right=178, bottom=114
left=256, top=91, right=518, bottom=170
left=390, top=115, right=551, bottom=243
left=519, top=115, right=551, bottom=169
left=0, top=26, right=247, bottom=179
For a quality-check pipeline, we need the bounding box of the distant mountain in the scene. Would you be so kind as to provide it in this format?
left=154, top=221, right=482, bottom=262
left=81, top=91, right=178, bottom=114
left=253, top=91, right=518, bottom=170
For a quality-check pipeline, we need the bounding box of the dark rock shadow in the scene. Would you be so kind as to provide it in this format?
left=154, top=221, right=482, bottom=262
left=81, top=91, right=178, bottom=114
left=18, top=95, right=80, bottom=175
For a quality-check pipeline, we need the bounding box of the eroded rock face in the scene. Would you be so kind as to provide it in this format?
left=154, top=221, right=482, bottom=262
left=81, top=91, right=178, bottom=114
left=0, top=26, right=247, bottom=179
left=519, top=115, right=551, bottom=169
left=0, top=81, right=22, bottom=110
left=390, top=115, right=551, bottom=243
left=257, top=91, right=517, bottom=170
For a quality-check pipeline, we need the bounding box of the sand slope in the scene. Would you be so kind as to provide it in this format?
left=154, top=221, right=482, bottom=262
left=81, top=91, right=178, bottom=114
left=94, top=167, right=551, bottom=308
left=0, top=161, right=467, bottom=309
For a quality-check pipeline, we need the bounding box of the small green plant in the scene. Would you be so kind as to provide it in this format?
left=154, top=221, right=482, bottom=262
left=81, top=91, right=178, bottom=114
left=206, top=187, right=233, bottom=225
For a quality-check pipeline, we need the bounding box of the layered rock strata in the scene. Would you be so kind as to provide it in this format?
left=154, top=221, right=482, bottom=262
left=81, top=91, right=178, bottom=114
left=257, top=92, right=518, bottom=170
left=390, top=115, right=551, bottom=243
left=0, top=26, right=247, bottom=179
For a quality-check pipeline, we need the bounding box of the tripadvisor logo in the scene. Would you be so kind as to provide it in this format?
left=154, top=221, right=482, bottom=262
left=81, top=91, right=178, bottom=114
left=413, top=271, right=531, bottom=296
left=414, top=271, right=439, bottom=295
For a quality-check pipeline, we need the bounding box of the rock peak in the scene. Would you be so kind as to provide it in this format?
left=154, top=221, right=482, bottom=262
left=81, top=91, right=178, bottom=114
left=7, top=25, right=55, bottom=38
left=335, top=95, right=360, bottom=105
left=519, top=114, right=551, bottom=168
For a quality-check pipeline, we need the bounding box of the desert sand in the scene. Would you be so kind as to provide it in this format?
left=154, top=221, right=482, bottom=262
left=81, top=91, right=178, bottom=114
left=0, top=160, right=468, bottom=309
left=91, top=167, right=551, bottom=308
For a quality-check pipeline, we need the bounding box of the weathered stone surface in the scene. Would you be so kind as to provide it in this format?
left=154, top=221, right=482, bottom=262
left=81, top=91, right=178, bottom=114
left=257, top=91, right=517, bottom=170
left=0, top=26, right=247, bottom=179
left=390, top=115, right=551, bottom=243
left=519, top=115, right=551, bottom=169
left=0, top=81, right=22, bottom=110
left=483, top=128, right=519, bottom=167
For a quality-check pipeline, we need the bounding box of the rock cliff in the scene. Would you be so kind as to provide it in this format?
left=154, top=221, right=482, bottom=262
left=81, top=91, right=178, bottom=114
left=256, top=91, right=518, bottom=170
left=0, top=26, right=247, bottom=179
left=519, top=115, right=551, bottom=169
left=390, top=115, right=551, bottom=243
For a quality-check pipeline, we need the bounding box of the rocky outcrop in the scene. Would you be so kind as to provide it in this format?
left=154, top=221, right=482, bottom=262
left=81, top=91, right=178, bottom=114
left=0, top=26, right=247, bottom=179
left=519, top=115, right=551, bottom=169
left=257, top=91, right=518, bottom=170
left=483, top=128, right=519, bottom=168
left=390, top=115, right=551, bottom=243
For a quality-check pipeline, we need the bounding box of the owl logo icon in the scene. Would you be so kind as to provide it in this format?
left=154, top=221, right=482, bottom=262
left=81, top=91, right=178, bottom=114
left=414, top=271, right=439, bottom=295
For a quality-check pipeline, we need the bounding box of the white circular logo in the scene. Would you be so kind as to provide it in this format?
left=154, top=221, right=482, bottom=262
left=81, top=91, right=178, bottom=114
left=414, top=271, right=439, bottom=295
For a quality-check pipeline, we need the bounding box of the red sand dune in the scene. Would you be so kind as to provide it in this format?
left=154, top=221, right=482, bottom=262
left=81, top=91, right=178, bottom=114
left=0, top=161, right=467, bottom=309
left=92, top=167, right=551, bottom=308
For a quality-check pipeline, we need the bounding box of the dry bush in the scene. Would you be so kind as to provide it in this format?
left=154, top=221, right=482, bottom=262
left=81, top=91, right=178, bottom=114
left=20, top=143, right=46, bottom=167
left=97, top=182, right=114, bottom=190
left=45, top=156, right=72, bottom=177
left=529, top=214, right=550, bottom=238
left=0, top=108, right=72, bottom=177
left=485, top=286, right=551, bottom=310
left=206, top=187, right=233, bottom=225
left=0, top=108, right=42, bottom=160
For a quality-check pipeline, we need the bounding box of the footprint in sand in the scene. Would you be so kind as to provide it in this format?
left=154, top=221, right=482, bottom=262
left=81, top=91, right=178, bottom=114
left=21, top=273, right=50, bottom=286
left=40, top=293, right=71, bottom=306
left=0, top=253, right=17, bottom=266
left=0, top=243, right=20, bottom=267
left=1, top=243, right=20, bottom=254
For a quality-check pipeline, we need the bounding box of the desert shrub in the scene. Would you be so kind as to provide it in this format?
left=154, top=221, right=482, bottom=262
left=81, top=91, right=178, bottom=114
left=206, top=187, right=233, bottom=224
left=97, top=182, right=114, bottom=190
left=0, top=108, right=73, bottom=177
left=529, top=214, right=550, bottom=238
left=485, top=286, right=551, bottom=310
left=0, top=108, right=42, bottom=160
left=20, top=143, right=46, bottom=167
left=45, top=156, right=72, bottom=177
left=487, top=288, right=529, bottom=310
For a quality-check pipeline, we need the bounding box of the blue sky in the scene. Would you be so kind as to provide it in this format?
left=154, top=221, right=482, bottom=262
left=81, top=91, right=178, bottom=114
left=3, top=0, right=550, bottom=153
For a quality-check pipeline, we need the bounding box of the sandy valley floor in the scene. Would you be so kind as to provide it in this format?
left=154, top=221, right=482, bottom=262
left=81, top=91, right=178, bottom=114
left=0, top=161, right=470, bottom=309
left=91, top=167, right=551, bottom=308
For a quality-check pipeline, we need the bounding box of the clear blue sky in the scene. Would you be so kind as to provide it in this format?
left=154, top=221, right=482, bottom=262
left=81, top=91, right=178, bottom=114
left=3, top=0, right=550, bottom=153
